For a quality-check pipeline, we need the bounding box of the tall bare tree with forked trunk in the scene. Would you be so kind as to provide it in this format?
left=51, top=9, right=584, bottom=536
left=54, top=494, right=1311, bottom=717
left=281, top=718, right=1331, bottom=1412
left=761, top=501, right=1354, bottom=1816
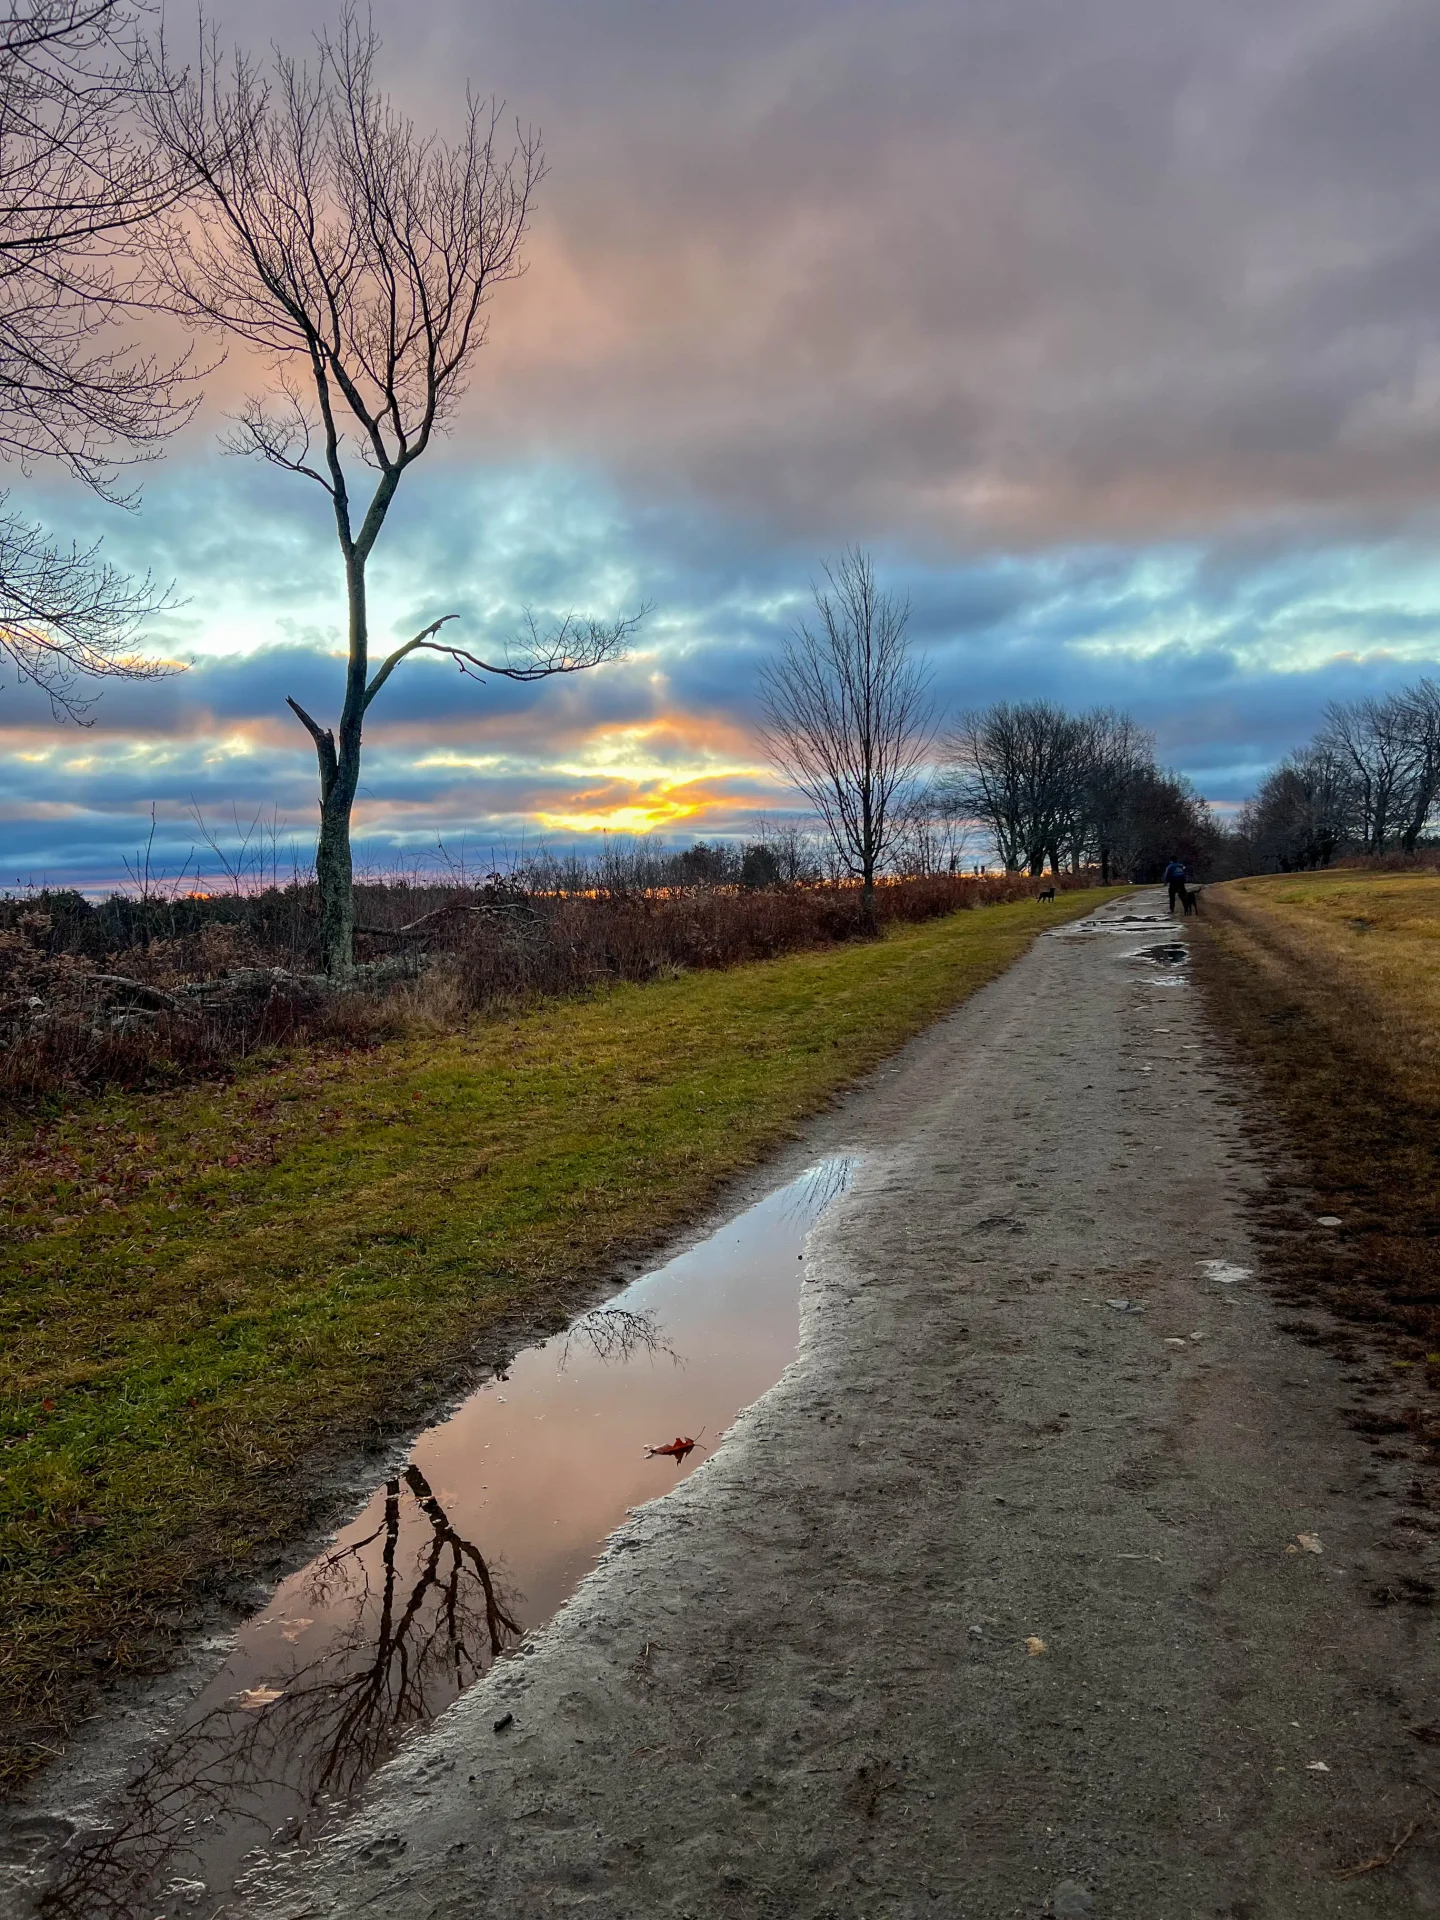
left=143, top=12, right=640, bottom=975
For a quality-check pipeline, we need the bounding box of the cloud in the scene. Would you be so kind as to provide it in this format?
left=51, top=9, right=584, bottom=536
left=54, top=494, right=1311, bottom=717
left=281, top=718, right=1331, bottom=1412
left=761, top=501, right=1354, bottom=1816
left=7, top=459, right=1440, bottom=884
left=8, top=0, right=1440, bottom=884
left=98, top=0, right=1440, bottom=547
left=409, top=0, right=1440, bottom=547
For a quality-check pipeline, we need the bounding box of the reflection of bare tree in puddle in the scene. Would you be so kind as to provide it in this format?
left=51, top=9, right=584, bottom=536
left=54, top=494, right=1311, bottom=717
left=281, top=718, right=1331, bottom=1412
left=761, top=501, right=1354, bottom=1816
left=559, top=1305, right=677, bottom=1370
left=783, top=1156, right=857, bottom=1230
left=39, top=1469, right=520, bottom=1920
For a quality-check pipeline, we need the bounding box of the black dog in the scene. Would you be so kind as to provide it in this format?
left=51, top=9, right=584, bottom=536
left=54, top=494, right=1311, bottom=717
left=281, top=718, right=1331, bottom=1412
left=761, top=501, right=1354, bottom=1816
left=1037, top=885, right=1056, bottom=903
left=1177, top=882, right=1201, bottom=915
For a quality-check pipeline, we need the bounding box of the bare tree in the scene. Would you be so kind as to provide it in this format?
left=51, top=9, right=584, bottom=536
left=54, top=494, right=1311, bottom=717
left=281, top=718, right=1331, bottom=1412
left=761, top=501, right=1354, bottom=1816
left=745, top=814, right=823, bottom=886
left=943, top=701, right=1085, bottom=876
left=143, top=14, right=642, bottom=975
left=890, top=781, right=967, bottom=876
left=1238, top=743, right=1353, bottom=871
left=0, top=0, right=189, bottom=483
left=0, top=0, right=192, bottom=712
left=944, top=699, right=1217, bottom=881
left=1396, top=680, right=1440, bottom=852
left=1075, top=708, right=1152, bottom=882
left=1318, top=695, right=1415, bottom=854
left=758, top=547, right=935, bottom=920
left=1240, top=679, right=1440, bottom=869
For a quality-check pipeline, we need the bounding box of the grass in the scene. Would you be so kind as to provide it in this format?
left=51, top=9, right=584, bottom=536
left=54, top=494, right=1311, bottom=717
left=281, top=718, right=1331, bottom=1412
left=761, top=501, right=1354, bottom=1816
left=0, top=888, right=1117, bottom=1788
left=1194, top=872, right=1440, bottom=1537
left=1201, top=870, right=1440, bottom=1133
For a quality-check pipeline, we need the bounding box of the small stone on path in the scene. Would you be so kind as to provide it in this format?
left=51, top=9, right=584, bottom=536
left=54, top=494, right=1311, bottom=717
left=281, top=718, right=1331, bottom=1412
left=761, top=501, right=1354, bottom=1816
left=1053, top=1882, right=1094, bottom=1916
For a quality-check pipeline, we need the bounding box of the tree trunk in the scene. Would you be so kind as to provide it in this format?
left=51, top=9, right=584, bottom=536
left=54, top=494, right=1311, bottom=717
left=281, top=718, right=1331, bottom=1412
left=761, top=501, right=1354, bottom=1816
left=861, top=856, right=877, bottom=928
left=860, top=778, right=877, bottom=927
left=315, top=777, right=358, bottom=978
left=294, top=552, right=369, bottom=979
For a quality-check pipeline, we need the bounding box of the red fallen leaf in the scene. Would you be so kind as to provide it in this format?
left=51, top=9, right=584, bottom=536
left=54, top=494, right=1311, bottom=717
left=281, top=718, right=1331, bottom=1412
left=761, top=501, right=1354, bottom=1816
left=645, top=1435, right=695, bottom=1460
left=41, top=1398, right=56, bottom=1412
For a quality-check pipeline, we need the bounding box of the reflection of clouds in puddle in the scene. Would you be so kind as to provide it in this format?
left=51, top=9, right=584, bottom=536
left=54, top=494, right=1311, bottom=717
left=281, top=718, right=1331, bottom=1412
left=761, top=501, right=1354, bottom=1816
left=37, top=1153, right=864, bottom=1919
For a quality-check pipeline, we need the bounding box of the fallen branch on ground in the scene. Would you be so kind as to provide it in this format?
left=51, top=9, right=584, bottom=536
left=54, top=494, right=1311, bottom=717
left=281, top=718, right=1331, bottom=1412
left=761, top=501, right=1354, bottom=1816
left=1333, top=1817, right=1421, bottom=1880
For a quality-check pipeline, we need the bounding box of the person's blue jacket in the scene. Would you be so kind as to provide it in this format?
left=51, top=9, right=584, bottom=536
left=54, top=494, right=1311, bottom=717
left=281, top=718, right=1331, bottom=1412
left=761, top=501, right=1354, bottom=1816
left=1163, top=860, right=1186, bottom=885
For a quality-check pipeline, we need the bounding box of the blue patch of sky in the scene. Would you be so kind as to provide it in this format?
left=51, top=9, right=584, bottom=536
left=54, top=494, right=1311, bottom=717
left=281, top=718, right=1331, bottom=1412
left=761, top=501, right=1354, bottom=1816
left=6, top=453, right=1440, bottom=887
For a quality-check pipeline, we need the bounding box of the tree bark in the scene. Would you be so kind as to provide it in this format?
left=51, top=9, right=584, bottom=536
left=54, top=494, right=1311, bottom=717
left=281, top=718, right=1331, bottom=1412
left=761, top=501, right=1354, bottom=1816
left=315, top=783, right=358, bottom=978
left=312, top=554, right=370, bottom=978
left=290, top=552, right=368, bottom=978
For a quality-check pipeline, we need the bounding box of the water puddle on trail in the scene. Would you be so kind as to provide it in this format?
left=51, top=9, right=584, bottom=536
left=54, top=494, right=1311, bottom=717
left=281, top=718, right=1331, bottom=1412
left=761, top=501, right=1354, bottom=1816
left=35, top=1156, right=859, bottom=1920
left=1128, top=942, right=1189, bottom=967
left=1048, top=911, right=1173, bottom=939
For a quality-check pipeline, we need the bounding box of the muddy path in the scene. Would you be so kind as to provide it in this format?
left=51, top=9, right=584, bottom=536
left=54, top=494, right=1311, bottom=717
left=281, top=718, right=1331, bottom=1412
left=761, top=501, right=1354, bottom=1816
left=75, top=894, right=1440, bottom=1915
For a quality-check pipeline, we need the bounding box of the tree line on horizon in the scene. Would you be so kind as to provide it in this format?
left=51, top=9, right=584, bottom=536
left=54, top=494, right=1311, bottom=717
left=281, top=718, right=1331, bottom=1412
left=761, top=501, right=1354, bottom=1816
left=757, top=547, right=1216, bottom=896
left=756, top=547, right=1440, bottom=889
left=1236, top=683, right=1440, bottom=872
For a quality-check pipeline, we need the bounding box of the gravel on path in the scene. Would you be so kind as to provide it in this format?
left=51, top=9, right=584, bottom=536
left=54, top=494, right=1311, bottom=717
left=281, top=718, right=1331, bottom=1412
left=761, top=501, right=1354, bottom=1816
left=239, top=890, right=1439, bottom=1920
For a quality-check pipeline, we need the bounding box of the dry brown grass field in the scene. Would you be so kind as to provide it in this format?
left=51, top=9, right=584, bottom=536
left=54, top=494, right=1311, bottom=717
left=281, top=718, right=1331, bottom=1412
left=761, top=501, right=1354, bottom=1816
left=1196, top=872, right=1440, bottom=1517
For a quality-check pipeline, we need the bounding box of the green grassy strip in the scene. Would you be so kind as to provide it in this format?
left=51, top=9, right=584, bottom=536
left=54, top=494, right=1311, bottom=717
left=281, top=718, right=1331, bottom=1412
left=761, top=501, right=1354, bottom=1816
left=0, top=889, right=1116, bottom=1781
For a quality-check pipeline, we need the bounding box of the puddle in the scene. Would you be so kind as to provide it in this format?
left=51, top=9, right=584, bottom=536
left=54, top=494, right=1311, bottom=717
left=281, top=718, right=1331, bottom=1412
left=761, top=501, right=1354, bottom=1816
left=32, top=1156, right=859, bottom=1919
left=1126, top=943, right=1188, bottom=966
left=1049, top=912, right=1173, bottom=938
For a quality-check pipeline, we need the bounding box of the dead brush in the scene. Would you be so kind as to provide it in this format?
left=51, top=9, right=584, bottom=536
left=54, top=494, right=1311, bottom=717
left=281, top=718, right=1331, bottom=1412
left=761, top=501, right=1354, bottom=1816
left=430, top=872, right=1075, bottom=1017
left=1, top=871, right=1091, bottom=1108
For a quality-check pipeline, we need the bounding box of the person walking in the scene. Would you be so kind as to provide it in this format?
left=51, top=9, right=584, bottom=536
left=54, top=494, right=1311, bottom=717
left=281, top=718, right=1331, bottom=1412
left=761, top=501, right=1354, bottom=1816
left=1163, top=857, right=1187, bottom=914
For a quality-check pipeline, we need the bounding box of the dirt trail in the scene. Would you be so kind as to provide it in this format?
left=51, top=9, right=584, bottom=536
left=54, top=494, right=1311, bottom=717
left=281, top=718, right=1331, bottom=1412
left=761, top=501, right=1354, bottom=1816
left=239, top=892, right=1439, bottom=1919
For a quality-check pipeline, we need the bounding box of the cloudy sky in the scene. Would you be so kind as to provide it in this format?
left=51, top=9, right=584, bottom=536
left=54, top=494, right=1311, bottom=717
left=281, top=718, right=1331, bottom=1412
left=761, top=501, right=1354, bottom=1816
left=8, top=0, right=1440, bottom=888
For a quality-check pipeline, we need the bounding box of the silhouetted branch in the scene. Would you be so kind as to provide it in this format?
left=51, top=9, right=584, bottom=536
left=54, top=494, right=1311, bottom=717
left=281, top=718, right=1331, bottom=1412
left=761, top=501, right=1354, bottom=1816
left=0, top=0, right=197, bottom=495
left=0, top=491, right=177, bottom=716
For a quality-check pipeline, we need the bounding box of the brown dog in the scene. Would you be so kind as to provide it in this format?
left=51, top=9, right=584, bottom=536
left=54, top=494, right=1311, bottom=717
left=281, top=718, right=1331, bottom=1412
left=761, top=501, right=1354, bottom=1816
left=1037, top=885, right=1056, bottom=903
left=1177, top=882, right=1201, bottom=915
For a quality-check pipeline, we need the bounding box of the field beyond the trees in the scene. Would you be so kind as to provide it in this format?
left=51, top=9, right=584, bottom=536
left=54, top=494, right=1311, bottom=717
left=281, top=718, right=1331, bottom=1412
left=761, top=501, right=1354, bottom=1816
left=0, top=888, right=1116, bottom=1788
